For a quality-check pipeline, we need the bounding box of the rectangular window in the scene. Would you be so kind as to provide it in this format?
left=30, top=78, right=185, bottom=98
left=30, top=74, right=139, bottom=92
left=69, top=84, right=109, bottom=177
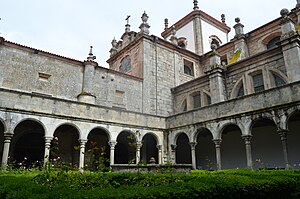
left=253, top=73, right=264, bottom=93
left=183, top=59, right=194, bottom=76
left=193, top=94, right=201, bottom=108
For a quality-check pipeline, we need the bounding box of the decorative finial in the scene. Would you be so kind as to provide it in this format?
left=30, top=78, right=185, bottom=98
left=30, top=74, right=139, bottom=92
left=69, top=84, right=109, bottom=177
left=171, top=26, right=177, bottom=36
left=170, top=26, right=178, bottom=45
left=280, top=8, right=289, bottom=18
left=164, top=18, right=169, bottom=30
left=109, top=38, right=118, bottom=57
left=141, top=11, right=148, bottom=23
left=125, top=15, right=131, bottom=32
left=221, top=14, right=226, bottom=24
left=87, top=46, right=96, bottom=61
left=211, top=43, right=218, bottom=51
left=193, top=0, right=199, bottom=10
left=139, top=11, right=150, bottom=35
left=233, top=17, right=244, bottom=38
left=111, top=37, right=117, bottom=48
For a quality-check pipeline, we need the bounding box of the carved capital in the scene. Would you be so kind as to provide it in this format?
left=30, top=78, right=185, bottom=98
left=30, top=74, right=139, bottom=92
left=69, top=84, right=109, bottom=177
left=156, top=145, right=162, bottom=150
left=277, top=129, right=289, bottom=141
left=213, top=139, right=222, bottom=147
left=171, top=144, right=177, bottom=151
left=242, top=135, right=252, bottom=145
left=109, top=141, right=117, bottom=149
left=189, top=142, right=197, bottom=149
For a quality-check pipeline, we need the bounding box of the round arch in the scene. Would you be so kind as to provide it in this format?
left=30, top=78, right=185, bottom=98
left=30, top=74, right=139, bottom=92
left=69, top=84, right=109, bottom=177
left=53, top=124, right=80, bottom=168
left=0, top=118, right=6, bottom=133
left=115, top=130, right=136, bottom=164
left=141, top=133, right=158, bottom=164
left=86, top=127, right=111, bottom=171
left=11, top=119, right=45, bottom=166
left=12, top=118, right=47, bottom=136
left=286, top=110, right=300, bottom=168
left=230, top=77, right=245, bottom=99
left=175, top=132, right=191, bottom=164
left=220, top=123, right=246, bottom=169
left=52, top=122, right=82, bottom=138
left=195, top=127, right=215, bottom=170
left=251, top=118, right=284, bottom=169
left=88, top=126, right=111, bottom=142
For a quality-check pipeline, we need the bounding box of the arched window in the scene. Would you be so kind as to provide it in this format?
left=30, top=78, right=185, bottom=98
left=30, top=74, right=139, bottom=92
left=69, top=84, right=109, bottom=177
left=266, top=36, right=280, bottom=49
left=181, top=99, right=187, bottom=112
left=237, top=84, right=244, bottom=97
left=273, top=73, right=286, bottom=87
left=119, top=55, right=131, bottom=73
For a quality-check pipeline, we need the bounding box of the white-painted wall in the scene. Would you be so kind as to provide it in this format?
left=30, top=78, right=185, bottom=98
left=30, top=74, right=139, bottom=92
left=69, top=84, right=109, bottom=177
left=201, top=19, right=228, bottom=53
left=175, top=21, right=195, bottom=53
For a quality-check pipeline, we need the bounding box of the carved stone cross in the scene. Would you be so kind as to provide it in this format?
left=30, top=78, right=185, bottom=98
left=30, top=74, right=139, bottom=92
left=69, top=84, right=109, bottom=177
left=125, top=15, right=131, bottom=24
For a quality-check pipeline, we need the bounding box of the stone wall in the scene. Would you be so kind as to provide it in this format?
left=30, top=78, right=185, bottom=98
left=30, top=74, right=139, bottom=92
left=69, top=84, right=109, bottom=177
left=167, top=81, right=300, bottom=129
left=0, top=44, right=83, bottom=100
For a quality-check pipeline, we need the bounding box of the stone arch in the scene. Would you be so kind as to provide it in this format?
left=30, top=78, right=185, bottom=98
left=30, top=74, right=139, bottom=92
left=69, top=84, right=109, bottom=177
left=195, top=127, right=215, bottom=170
left=52, top=122, right=82, bottom=139
left=12, top=118, right=47, bottom=136
left=0, top=117, right=6, bottom=132
left=85, top=127, right=111, bottom=170
left=261, top=32, right=282, bottom=49
left=230, top=77, right=245, bottom=99
left=268, top=69, right=288, bottom=88
left=250, top=117, right=284, bottom=168
left=180, top=98, right=187, bottom=112
left=220, top=123, right=246, bottom=169
left=53, top=123, right=81, bottom=168
left=286, top=109, right=300, bottom=168
left=115, top=130, right=136, bottom=164
left=141, top=133, right=158, bottom=164
left=11, top=119, right=46, bottom=166
left=89, top=126, right=111, bottom=142
left=175, top=132, right=191, bottom=164
left=202, top=90, right=212, bottom=106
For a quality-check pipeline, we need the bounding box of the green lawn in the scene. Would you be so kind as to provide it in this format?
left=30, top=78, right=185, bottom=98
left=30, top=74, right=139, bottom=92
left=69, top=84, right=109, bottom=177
left=0, top=169, right=299, bottom=198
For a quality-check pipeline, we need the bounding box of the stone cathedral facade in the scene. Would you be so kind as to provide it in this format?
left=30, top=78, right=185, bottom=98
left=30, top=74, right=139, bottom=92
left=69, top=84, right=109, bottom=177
left=0, top=1, right=300, bottom=170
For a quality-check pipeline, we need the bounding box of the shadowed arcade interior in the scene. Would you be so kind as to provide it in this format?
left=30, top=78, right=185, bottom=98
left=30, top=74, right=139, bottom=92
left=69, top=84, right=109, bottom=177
left=53, top=124, right=80, bottom=168
left=11, top=120, right=44, bottom=165
left=141, top=133, right=158, bottom=164
left=195, top=128, right=216, bottom=170
left=176, top=133, right=191, bottom=164
left=115, top=131, right=136, bottom=164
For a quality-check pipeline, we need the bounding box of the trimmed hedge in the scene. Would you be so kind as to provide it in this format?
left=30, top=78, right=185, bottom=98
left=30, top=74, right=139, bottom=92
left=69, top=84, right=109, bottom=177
left=0, top=169, right=299, bottom=198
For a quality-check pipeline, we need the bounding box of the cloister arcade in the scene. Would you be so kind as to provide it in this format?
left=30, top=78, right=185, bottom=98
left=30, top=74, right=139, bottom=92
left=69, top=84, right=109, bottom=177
left=0, top=105, right=299, bottom=170
left=171, top=107, right=300, bottom=170
left=0, top=112, right=163, bottom=169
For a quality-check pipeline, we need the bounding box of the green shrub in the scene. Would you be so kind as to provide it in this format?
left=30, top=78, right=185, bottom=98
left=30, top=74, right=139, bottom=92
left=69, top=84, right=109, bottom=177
left=0, top=169, right=300, bottom=198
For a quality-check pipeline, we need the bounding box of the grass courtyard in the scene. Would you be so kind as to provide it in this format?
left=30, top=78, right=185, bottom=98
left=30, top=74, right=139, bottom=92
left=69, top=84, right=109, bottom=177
left=0, top=169, right=299, bottom=198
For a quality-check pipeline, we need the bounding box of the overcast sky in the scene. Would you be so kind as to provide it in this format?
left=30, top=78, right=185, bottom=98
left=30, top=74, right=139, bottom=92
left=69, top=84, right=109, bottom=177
left=1, top=0, right=295, bottom=67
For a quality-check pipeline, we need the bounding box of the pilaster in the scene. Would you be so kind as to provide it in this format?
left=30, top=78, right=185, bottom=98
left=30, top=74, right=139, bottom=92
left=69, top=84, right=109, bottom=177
left=280, top=8, right=300, bottom=83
